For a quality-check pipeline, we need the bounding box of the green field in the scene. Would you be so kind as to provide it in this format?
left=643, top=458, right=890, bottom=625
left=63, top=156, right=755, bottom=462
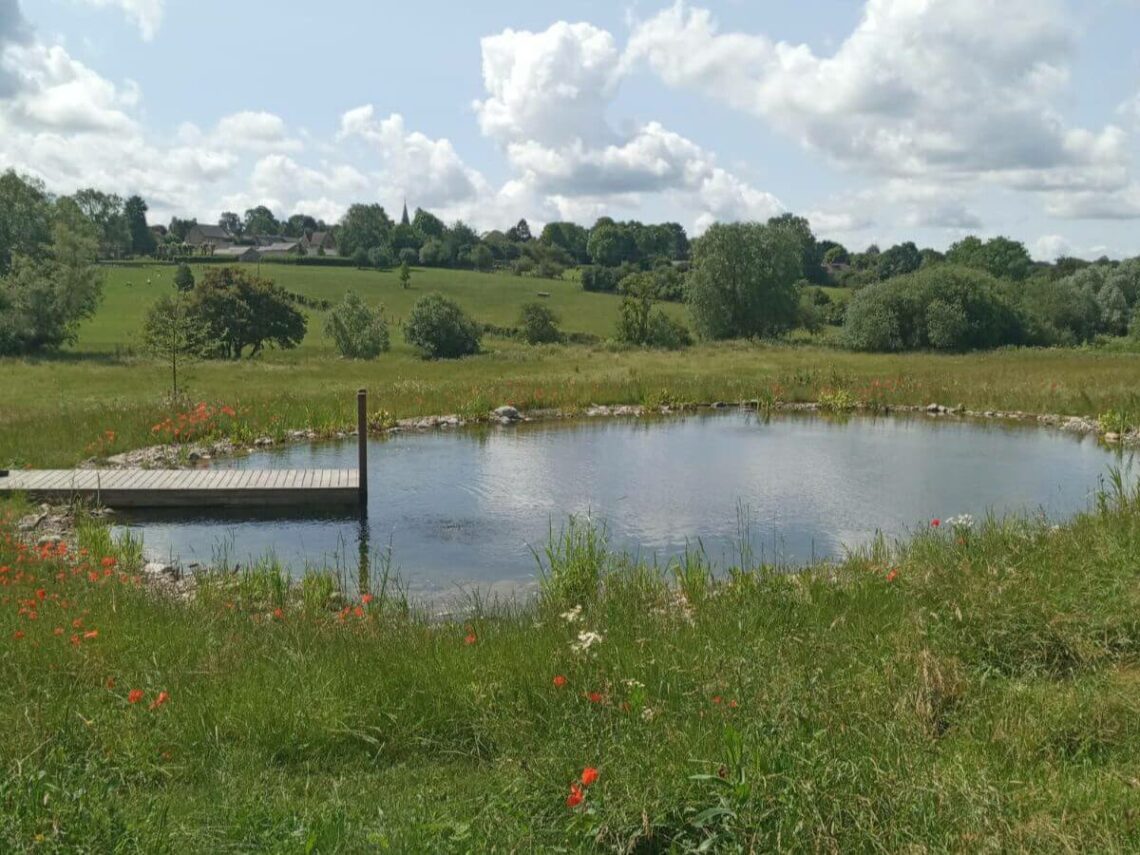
left=79, top=262, right=696, bottom=356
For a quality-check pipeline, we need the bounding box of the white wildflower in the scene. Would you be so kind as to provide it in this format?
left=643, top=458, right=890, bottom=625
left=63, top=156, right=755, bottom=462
left=622, top=678, right=645, bottom=689
left=560, top=605, right=583, bottom=623
left=640, top=706, right=657, bottom=722
left=570, top=630, right=604, bottom=654
left=944, top=514, right=975, bottom=530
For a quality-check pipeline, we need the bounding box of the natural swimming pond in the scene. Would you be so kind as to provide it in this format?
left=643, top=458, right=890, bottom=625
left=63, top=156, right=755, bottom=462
left=116, top=411, right=1130, bottom=594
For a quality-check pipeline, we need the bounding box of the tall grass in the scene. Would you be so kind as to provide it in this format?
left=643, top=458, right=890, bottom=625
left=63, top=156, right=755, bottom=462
left=3, top=480, right=1140, bottom=850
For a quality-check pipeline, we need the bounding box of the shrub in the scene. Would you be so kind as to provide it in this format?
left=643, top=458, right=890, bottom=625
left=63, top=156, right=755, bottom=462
left=843, top=265, right=1021, bottom=352
left=367, top=246, right=392, bottom=269
left=173, top=263, right=195, bottom=292
left=404, top=293, right=481, bottom=359
left=615, top=280, right=691, bottom=349
left=580, top=265, right=621, bottom=292
left=324, top=291, right=390, bottom=359
left=398, top=247, right=419, bottom=266
left=518, top=302, right=562, bottom=344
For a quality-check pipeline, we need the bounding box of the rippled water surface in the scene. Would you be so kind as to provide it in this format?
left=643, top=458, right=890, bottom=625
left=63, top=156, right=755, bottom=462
left=116, top=411, right=1128, bottom=593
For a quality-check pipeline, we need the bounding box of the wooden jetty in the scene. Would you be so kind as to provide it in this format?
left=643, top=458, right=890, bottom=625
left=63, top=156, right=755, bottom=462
left=0, top=468, right=360, bottom=508
left=0, top=390, right=371, bottom=510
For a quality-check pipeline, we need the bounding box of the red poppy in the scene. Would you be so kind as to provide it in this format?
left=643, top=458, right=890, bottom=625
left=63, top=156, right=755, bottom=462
left=581, top=767, right=599, bottom=787
left=464, top=633, right=477, bottom=645
left=101, top=556, right=116, bottom=568
left=53, top=627, right=63, bottom=636
left=931, top=519, right=941, bottom=528
left=361, top=593, right=374, bottom=605
left=587, top=691, right=603, bottom=704
left=149, top=691, right=170, bottom=711
left=273, top=607, right=284, bottom=620
left=553, top=675, right=567, bottom=688
left=353, top=606, right=364, bottom=618
left=12, top=630, right=24, bottom=640
left=83, top=629, right=98, bottom=640
left=711, top=695, right=722, bottom=705
left=566, top=783, right=584, bottom=808
left=886, top=569, right=899, bottom=583
left=35, top=588, right=45, bottom=600
left=128, top=689, right=145, bottom=704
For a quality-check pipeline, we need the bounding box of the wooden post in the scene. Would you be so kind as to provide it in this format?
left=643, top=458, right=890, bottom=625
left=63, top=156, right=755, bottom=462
left=357, top=388, right=368, bottom=504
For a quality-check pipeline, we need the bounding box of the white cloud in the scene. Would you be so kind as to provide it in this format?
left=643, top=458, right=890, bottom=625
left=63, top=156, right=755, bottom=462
left=1044, top=185, right=1140, bottom=220
left=474, top=22, right=619, bottom=146
left=475, top=19, right=783, bottom=232
left=1033, top=234, right=1072, bottom=261
left=214, top=111, right=303, bottom=153
left=1, top=42, right=137, bottom=132
left=77, top=0, right=164, bottom=41
left=624, top=2, right=1130, bottom=193
left=339, top=106, right=485, bottom=208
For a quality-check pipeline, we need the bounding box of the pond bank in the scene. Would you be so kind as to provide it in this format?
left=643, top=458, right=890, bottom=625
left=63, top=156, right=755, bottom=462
left=83, top=398, right=1137, bottom=470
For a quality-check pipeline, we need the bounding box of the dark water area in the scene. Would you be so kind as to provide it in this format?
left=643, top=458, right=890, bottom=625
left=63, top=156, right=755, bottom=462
left=114, top=411, right=1130, bottom=595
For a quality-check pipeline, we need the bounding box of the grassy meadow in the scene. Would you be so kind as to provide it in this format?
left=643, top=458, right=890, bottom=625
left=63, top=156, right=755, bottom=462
left=0, top=261, right=1137, bottom=468
left=3, top=482, right=1140, bottom=850
left=3, top=260, right=1140, bottom=850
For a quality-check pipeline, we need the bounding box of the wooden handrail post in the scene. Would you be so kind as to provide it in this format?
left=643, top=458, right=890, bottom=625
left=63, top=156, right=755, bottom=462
left=357, top=389, right=368, bottom=503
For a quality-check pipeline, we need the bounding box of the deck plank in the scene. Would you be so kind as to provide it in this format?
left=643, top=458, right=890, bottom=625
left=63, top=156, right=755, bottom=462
left=0, top=467, right=359, bottom=509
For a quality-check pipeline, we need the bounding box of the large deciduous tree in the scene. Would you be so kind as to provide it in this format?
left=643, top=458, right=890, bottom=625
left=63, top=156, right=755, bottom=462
left=242, top=206, right=280, bottom=236
left=124, top=195, right=156, bottom=256
left=0, top=170, right=53, bottom=275
left=336, top=204, right=393, bottom=258
left=686, top=221, right=803, bottom=340
left=187, top=267, right=306, bottom=359
left=0, top=198, right=103, bottom=355
left=71, top=188, right=130, bottom=259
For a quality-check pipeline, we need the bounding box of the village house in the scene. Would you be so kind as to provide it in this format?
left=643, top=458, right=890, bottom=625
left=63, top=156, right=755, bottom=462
left=185, top=224, right=234, bottom=249
left=300, top=231, right=337, bottom=255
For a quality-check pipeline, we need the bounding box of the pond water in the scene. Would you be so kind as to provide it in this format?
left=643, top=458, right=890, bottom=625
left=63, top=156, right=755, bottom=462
left=115, top=411, right=1129, bottom=594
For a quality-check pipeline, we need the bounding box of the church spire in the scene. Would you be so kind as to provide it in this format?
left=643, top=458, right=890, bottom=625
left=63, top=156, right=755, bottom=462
left=401, top=198, right=410, bottom=227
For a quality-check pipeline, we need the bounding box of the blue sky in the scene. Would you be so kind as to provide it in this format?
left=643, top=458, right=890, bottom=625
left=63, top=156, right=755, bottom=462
left=3, top=0, right=1139, bottom=258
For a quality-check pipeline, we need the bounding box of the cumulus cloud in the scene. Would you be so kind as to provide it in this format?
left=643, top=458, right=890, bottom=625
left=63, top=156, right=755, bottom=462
left=1044, top=185, right=1140, bottom=220
left=339, top=106, right=485, bottom=208
left=213, top=111, right=303, bottom=153
left=474, top=19, right=783, bottom=231
left=624, top=1, right=1129, bottom=193
left=78, top=0, right=164, bottom=41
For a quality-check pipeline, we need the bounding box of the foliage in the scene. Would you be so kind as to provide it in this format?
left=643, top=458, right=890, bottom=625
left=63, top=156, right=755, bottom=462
left=399, top=259, right=411, bottom=290
left=404, top=293, right=481, bottom=359
left=142, top=292, right=203, bottom=396
left=187, top=266, right=307, bottom=359
left=367, top=245, right=393, bottom=269
left=844, top=265, right=1021, bottom=352
left=580, top=264, right=622, bottom=292
left=687, top=221, right=802, bottom=340
left=324, top=291, right=390, bottom=359
left=173, top=263, right=195, bottom=292
left=518, top=301, right=562, bottom=344
left=471, top=243, right=494, bottom=272
left=0, top=207, right=103, bottom=355
left=71, top=188, right=130, bottom=259
left=336, top=204, right=393, bottom=258
left=124, top=195, right=156, bottom=256
left=877, top=241, right=923, bottom=280
left=243, top=205, right=280, bottom=236
left=946, top=235, right=1033, bottom=281
left=616, top=277, right=692, bottom=349
left=0, top=170, right=54, bottom=274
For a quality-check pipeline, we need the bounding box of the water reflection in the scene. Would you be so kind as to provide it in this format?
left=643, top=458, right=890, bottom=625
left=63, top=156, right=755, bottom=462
left=114, top=411, right=1132, bottom=593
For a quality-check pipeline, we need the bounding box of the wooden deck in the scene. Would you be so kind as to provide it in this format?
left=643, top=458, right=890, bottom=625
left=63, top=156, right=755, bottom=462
left=0, top=469, right=360, bottom=509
